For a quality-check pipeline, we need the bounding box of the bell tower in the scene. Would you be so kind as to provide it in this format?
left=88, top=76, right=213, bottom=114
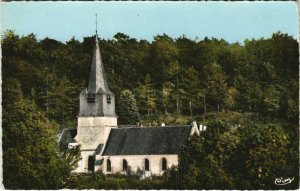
left=78, top=36, right=117, bottom=118
left=75, top=15, right=117, bottom=173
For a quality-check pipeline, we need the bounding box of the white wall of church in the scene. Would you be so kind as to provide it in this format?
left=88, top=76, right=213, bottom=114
left=73, top=150, right=95, bottom=173
left=75, top=116, right=117, bottom=150
left=95, top=154, right=178, bottom=176
left=78, top=116, right=117, bottom=127
left=73, top=116, right=118, bottom=173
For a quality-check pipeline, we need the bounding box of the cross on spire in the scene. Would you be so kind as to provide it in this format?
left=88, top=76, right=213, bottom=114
left=95, top=13, right=98, bottom=36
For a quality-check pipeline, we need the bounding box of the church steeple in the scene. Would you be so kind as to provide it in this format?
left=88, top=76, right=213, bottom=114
left=87, top=36, right=110, bottom=94
left=75, top=15, right=117, bottom=173
left=78, top=14, right=116, bottom=117
left=88, top=14, right=110, bottom=94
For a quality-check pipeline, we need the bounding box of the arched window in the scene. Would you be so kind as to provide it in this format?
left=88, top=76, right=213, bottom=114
left=88, top=156, right=95, bottom=172
left=107, top=159, right=111, bottom=172
left=162, top=158, right=167, bottom=171
left=145, top=159, right=150, bottom=171
left=122, top=159, right=128, bottom=171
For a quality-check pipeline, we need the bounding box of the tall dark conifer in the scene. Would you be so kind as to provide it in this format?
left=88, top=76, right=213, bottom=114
left=117, top=89, right=140, bottom=125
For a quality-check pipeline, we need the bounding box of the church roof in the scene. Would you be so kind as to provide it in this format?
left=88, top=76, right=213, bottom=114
left=102, top=125, right=192, bottom=156
left=59, top=128, right=77, bottom=148
left=88, top=36, right=110, bottom=94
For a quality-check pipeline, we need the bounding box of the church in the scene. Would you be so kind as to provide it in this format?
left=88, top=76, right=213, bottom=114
left=59, top=33, right=202, bottom=176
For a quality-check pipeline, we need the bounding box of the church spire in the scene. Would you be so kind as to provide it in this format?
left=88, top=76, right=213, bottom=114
left=87, top=15, right=110, bottom=94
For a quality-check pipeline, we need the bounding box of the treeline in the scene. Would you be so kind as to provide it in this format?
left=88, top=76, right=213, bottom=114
left=2, top=30, right=299, bottom=189
left=2, top=30, right=298, bottom=128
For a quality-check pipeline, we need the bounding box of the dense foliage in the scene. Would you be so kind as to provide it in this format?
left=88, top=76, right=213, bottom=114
left=2, top=78, right=69, bottom=189
left=2, top=30, right=298, bottom=189
left=2, top=31, right=298, bottom=127
left=117, top=89, right=140, bottom=125
left=65, top=172, right=166, bottom=189
left=175, top=120, right=298, bottom=189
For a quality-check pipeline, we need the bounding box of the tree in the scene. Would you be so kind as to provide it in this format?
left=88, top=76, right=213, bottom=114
left=178, top=121, right=234, bottom=189
left=233, top=65, right=262, bottom=112
left=203, top=63, right=228, bottom=112
left=2, top=78, right=65, bottom=189
left=262, top=85, right=280, bottom=117
left=59, top=146, right=81, bottom=187
left=48, top=77, right=80, bottom=129
left=117, top=89, right=140, bottom=125
left=113, top=32, right=130, bottom=43
left=134, top=75, right=157, bottom=115
left=234, top=124, right=295, bottom=189
left=166, top=60, right=181, bottom=115
left=160, top=81, right=175, bottom=114
left=224, top=87, right=239, bottom=110
left=148, top=34, right=178, bottom=86
left=180, top=66, right=201, bottom=117
left=176, top=119, right=298, bottom=189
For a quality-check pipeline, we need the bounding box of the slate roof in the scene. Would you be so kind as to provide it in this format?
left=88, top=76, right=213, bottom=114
left=59, top=128, right=77, bottom=148
left=88, top=36, right=110, bottom=94
left=102, top=126, right=192, bottom=156
left=95, top=144, right=104, bottom=155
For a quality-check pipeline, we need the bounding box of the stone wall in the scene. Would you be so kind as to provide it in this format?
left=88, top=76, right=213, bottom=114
left=79, top=91, right=116, bottom=117
left=102, top=93, right=116, bottom=117
left=75, top=116, right=117, bottom=150
left=77, top=116, right=117, bottom=128
left=74, top=116, right=117, bottom=173
left=75, top=150, right=95, bottom=173
left=95, top=154, right=178, bottom=176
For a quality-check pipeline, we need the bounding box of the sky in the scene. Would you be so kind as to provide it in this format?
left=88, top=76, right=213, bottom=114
left=1, top=1, right=298, bottom=43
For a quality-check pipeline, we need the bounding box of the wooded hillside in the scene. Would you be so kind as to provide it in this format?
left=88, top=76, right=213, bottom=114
left=2, top=30, right=298, bottom=189
left=2, top=31, right=298, bottom=127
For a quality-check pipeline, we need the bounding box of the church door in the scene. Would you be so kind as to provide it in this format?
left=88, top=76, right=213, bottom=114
left=88, top=156, right=95, bottom=172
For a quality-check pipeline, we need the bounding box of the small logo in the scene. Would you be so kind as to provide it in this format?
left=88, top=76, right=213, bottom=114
left=275, top=177, right=294, bottom=185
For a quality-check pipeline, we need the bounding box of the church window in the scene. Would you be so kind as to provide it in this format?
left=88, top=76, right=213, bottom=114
left=107, top=94, right=111, bottom=104
left=107, top=159, right=111, bottom=172
left=122, top=159, right=128, bottom=171
left=87, top=93, right=96, bottom=103
left=162, top=158, right=167, bottom=171
left=145, top=159, right=150, bottom=171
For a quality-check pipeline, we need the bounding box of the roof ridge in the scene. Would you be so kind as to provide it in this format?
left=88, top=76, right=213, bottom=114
left=114, top=125, right=191, bottom=130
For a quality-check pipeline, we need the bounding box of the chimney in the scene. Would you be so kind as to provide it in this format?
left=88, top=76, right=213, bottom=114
left=199, top=124, right=203, bottom=131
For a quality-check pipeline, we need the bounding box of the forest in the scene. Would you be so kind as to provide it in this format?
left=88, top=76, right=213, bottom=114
left=2, top=30, right=299, bottom=189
